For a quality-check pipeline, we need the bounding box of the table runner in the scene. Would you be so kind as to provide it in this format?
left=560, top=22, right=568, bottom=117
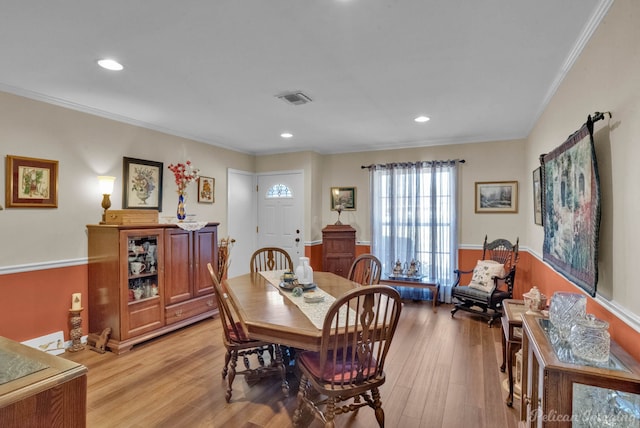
left=259, top=270, right=355, bottom=329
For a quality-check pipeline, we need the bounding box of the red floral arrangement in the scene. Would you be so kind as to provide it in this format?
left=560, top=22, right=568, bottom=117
left=168, top=161, right=199, bottom=194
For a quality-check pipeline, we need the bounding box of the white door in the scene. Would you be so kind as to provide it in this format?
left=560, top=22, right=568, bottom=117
left=257, top=171, right=304, bottom=267
left=227, top=169, right=257, bottom=278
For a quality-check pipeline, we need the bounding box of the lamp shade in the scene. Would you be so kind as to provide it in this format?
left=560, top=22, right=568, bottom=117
left=98, top=176, right=116, bottom=195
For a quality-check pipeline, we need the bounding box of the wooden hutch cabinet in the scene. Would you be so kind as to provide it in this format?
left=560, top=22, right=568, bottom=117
left=87, top=223, right=219, bottom=354
left=322, top=224, right=356, bottom=278
left=520, top=313, right=640, bottom=427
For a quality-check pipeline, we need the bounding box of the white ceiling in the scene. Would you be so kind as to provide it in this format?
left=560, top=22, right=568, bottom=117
left=0, top=1, right=609, bottom=155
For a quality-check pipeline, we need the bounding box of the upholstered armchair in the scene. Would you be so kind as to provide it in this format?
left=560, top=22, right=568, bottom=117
left=450, top=236, right=519, bottom=326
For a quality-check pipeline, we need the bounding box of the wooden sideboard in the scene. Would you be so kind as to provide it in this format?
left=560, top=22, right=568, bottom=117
left=0, top=337, right=87, bottom=427
left=322, top=224, right=356, bottom=278
left=87, top=222, right=219, bottom=354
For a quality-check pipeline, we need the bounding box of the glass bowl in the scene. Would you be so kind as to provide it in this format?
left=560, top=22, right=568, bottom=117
left=548, top=292, right=587, bottom=342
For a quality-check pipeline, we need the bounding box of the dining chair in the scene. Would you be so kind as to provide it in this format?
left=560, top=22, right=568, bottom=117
left=249, top=247, right=293, bottom=272
left=347, top=254, right=382, bottom=285
left=206, top=263, right=288, bottom=402
left=293, top=285, right=402, bottom=427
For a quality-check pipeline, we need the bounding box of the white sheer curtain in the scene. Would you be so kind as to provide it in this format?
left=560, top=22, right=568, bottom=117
left=370, top=160, right=459, bottom=302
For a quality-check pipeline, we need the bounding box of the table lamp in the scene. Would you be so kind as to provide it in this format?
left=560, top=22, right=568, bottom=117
left=98, top=176, right=116, bottom=224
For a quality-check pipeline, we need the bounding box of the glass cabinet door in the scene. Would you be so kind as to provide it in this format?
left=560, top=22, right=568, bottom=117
left=127, top=234, right=161, bottom=303
left=572, top=383, right=640, bottom=427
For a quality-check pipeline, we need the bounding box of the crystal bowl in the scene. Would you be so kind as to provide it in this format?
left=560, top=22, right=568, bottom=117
left=549, top=292, right=587, bottom=341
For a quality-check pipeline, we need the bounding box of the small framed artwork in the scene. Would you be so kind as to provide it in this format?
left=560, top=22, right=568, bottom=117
left=532, top=167, right=543, bottom=225
left=5, top=155, right=59, bottom=208
left=123, top=157, right=163, bottom=210
left=475, top=181, right=518, bottom=213
left=331, top=187, right=356, bottom=210
left=198, top=176, right=215, bottom=203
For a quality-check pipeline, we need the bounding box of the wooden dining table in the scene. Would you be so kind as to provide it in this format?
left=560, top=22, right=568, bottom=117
left=223, top=271, right=361, bottom=352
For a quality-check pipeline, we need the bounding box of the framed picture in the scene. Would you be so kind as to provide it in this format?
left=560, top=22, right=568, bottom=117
left=532, top=167, right=543, bottom=225
left=475, top=181, right=518, bottom=213
left=331, top=187, right=356, bottom=210
left=5, top=155, right=59, bottom=208
left=123, top=157, right=163, bottom=210
left=198, top=176, right=215, bottom=203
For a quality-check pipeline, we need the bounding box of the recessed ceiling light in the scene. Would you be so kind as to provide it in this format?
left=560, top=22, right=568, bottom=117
left=281, top=132, right=293, bottom=139
left=414, top=115, right=430, bottom=123
left=97, top=59, right=124, bottom=71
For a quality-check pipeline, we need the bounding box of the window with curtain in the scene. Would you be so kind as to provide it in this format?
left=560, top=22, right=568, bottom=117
left=370, top=160, right=459, bottom=302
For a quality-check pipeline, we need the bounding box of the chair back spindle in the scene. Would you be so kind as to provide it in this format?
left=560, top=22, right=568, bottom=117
left=347, top=254, right=382, bottom=286
left=250, top=247, right=293, bottom=272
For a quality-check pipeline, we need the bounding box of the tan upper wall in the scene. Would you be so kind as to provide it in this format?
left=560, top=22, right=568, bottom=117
left=0, top=90, right=254, bottom=266
left=525, top=0, right=640, bottom=317
left=0, top=89, right=525, bottom=268
left=319, top=140, right=526, bottom=246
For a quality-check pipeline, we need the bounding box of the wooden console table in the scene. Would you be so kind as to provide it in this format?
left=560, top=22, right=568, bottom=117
left=500, top=299, right=525, bottom=407
left=0, top=336, right=87, bottom=427
left=380, top=276, right=439, bottom=312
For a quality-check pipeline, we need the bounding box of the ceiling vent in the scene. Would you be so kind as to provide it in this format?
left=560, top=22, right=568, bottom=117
left=276, top=91, right=312, bottom=106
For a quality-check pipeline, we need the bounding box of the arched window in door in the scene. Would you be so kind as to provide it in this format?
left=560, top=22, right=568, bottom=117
left=266, top=184, right=293, bottom=198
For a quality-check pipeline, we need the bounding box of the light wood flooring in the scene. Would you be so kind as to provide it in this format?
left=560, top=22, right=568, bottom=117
left=63, top=302, right=521, bottom=427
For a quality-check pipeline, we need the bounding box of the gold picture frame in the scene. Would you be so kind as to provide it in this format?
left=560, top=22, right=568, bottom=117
left=5, top=155, right=59, bottom=208
left=475, top=181, right=518, bottom=213
left=330, top=187, right=356, bottom=210
left=197, top=176, right=215, bottom=203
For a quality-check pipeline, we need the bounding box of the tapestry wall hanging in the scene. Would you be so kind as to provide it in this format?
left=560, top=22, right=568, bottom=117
left=542, top=115, right=601, bottom=296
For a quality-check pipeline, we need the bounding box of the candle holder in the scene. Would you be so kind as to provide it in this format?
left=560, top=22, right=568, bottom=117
left=68, top=308, right=85, bottom=352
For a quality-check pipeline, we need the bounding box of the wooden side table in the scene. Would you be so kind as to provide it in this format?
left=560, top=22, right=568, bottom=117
left=380, top=276, right=440, bottom=312
left=500, top=299, right=526, bottom=407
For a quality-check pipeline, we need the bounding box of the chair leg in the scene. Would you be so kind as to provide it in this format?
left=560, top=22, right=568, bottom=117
left=274, top=345, right=289, bottom=397
left=222, top=349, right=231, bottom=379
left=324, top=397, right=336, bottom=428
left=372, top=387, right=385, bottom=427
left=450, top=306, right=459, bottom=317
left=226, top=350, right=238, bottom=403
left=243, top=354, right=250, bottom=369
left=293, top=374, right=309, bottom=426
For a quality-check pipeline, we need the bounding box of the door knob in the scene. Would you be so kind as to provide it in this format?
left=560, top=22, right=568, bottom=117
left=295, top=238, right=300, bottom=242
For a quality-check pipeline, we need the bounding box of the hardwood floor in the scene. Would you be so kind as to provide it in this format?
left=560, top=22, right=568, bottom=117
left=63, top=302, right=520, bottom=427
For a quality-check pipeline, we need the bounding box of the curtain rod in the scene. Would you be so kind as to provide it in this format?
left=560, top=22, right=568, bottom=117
left=591, top=111, right=611, bottom=123
left=361, top=159, right=465, bottom=169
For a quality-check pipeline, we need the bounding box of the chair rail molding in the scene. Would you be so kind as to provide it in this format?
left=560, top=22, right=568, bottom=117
left=0, top=258, right=87, bottom=275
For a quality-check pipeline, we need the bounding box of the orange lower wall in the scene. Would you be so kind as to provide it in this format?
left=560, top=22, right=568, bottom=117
left=459, top=248, right=640, bottom=361
left=0, top=265, right=88, bottom=342
left=2, top=245, right=638, bottom=362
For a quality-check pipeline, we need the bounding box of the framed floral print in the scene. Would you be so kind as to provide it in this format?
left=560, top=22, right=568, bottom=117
left=123, top=157, right=163, bottom=210
left=5, top=155, right=58, bottom=208
left=197, top=176, right=215, bottom=203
